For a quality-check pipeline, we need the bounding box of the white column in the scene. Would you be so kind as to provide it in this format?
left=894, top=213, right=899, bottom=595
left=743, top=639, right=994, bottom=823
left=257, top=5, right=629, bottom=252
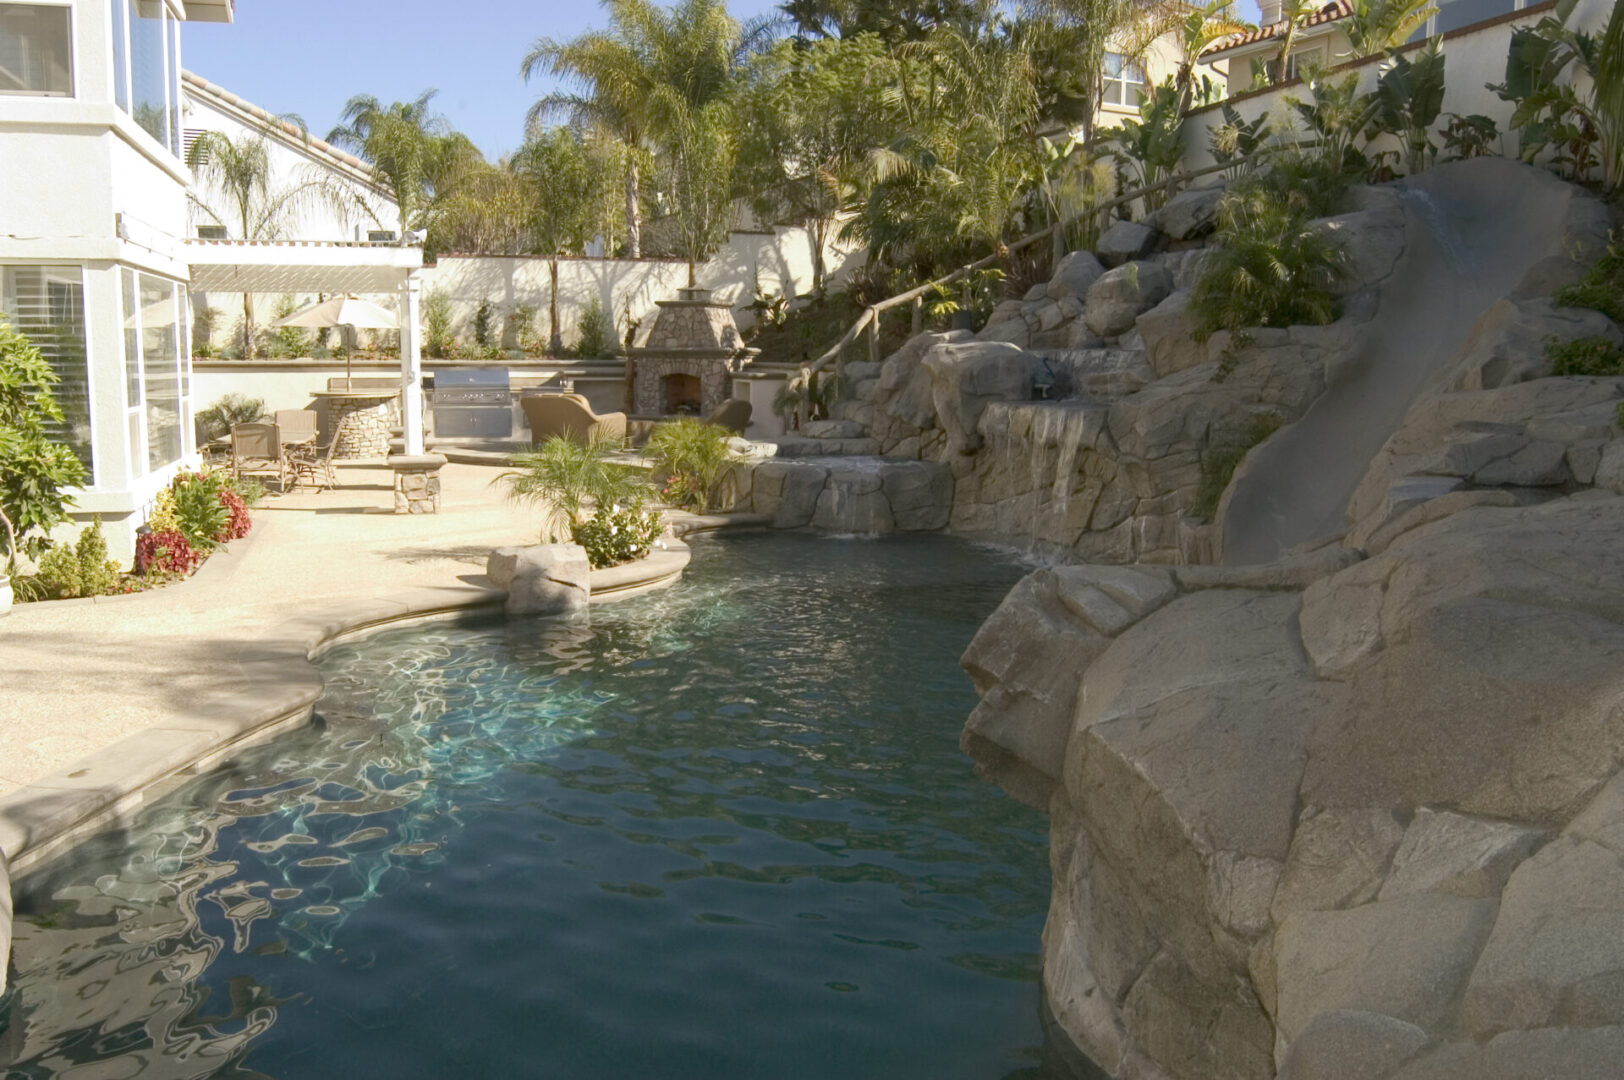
left=399, top=270, right=424, bottom=455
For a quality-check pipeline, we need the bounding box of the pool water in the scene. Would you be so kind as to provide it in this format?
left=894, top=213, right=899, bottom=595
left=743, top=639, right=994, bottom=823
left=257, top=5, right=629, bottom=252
left=1, top=533, right=1056, bottom=1079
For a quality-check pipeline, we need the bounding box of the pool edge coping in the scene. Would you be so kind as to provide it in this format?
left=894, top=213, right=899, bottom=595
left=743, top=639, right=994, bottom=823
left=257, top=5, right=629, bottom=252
left=0, top=518, right=771, bottom=877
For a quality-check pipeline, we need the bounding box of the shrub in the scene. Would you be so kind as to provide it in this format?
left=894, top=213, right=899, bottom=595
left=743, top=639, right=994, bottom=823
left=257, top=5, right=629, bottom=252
left=424, top=289, right=456, bottom=359
left=497, top=431, right=648, bottom=543
left=1546, top=335, right=1624, bottom=376
left=1190, top=185, right=1350, bottom=346
left=136, top=529, right=202, bottom=578
left=195, top=393, right=268, bottom=441
left=575, top=297, right=614, bottom=359
left=1554, top=243, right=1624, bottom=324
left=0, top=315, right=87, bottom=569
left=645, top=418, right=738, bottom=512
left=217, top=486, right=252, bottom=541
left=268, top=294, right=311, bottom=358
left=1191, top=414, right=1284, bottom=521
left=32, top=517, right=122, bottom=599
left=571, top=505, right=664, bottom=569
left=169, top=471, right=230, bottom=551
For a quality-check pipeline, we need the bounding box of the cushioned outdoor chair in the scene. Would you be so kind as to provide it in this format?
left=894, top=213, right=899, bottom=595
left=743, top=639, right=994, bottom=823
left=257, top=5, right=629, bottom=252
left=231, top=422, right=287, bottom=491
left=274, top=409, right=318, bottom=448
left=706, top=399, right=752, bottom=434
left=520, top=393, right=627, bottom=446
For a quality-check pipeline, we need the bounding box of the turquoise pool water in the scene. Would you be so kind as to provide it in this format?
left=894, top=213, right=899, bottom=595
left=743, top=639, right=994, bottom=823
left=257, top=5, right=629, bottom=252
left=1, top=533, right=1056, bottom=1079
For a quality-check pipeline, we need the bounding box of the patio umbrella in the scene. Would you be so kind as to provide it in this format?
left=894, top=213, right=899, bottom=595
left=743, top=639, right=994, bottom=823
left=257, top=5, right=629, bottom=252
left=272, top=295, right=400, bottom=389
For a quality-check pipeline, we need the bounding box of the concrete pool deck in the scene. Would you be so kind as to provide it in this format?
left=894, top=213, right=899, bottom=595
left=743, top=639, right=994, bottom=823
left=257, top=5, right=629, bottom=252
left=0, top=459, right=729, bottom=872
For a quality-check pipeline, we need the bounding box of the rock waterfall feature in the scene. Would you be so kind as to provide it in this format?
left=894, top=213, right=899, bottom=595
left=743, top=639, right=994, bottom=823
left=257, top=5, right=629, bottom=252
left=953, top=158, right=1624, bottom=1078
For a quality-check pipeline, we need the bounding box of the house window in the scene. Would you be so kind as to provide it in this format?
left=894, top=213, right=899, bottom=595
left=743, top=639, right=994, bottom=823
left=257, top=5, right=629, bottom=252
left=0, top=265, right=93, bottom=482
left=368, top=230, right=398, bottom=243
left=136, top=273, right=183, bottom=470
left=1101, top=52, right=1147, bottom=108
left=0, top=3, right=73, bottom=96
left=196, top=225, right=227, bottom=240
left=109, top=0, right=179, bottom=156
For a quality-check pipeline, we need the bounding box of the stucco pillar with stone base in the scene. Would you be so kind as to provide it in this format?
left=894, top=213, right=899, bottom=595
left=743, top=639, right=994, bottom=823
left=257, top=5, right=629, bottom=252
left=399, top=271, right=425, bottom=455
left=388, top=453, right=446, bottom=514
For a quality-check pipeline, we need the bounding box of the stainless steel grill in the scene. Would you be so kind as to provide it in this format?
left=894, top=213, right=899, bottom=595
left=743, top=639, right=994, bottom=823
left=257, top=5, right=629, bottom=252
left=431, top=368, right=512, bottom=438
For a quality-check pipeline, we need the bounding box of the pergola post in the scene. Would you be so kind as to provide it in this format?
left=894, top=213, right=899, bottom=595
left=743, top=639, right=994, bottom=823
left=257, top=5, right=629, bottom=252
left=399, top=270, right=425, bottom=455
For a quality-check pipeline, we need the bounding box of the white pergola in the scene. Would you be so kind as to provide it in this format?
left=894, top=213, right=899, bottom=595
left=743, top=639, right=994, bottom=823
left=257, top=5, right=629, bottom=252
left=185, top=240, right=428, bottom=454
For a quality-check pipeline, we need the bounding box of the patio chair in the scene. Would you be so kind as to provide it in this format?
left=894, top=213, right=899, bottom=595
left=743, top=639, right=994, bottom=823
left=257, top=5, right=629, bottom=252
left=231, top=422, right=287, bottom=491
left=520, top=393, right=627, bottom=447
left=274, top=409, right=318, bottom=448
left=706, top=399, right=752, bottom=434
left=288, top=431, right=341, bottom=492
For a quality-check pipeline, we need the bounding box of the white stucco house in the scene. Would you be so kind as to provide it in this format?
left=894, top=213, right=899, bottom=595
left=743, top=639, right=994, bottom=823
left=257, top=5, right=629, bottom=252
left=0, top=0, right=234, bottom=561
left=1, top=2, right=430, bottom=562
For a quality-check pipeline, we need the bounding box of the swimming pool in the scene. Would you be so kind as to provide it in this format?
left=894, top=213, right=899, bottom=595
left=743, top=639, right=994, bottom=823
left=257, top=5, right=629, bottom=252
left=2, top=532, right=1055, bottom=1079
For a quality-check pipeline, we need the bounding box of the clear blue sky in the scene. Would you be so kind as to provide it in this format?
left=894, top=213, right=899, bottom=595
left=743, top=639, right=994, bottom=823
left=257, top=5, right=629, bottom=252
left=183, top=0, right=788, bottom=162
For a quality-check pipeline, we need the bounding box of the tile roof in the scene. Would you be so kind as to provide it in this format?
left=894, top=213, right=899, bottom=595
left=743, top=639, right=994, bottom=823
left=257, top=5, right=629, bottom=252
left=1205, top=0, right=1353, bottom=56
left=180, top=70, right=383, bottom=191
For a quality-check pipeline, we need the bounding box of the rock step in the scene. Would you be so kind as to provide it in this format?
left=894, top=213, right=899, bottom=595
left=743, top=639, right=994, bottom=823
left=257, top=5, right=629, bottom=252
left=741, top=456, right=953, bottom=533
left=766, top=435, right=881, bottom=458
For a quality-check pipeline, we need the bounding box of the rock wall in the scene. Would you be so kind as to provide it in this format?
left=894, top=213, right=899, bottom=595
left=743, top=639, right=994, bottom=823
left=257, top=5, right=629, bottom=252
left=960, top=162, right=1624, bottom=1079
left=733, top=457, right=954, bottom=533
left=850, top=183, right=1409, bottom=564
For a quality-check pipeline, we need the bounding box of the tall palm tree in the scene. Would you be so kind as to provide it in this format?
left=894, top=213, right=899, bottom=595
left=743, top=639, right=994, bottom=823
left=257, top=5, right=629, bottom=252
left=1342, top=0, right=1437, bottom=57
left=186, top=130, right=356, bottom=357
left=326, top=90, right=450, bottom=243
left=521, top=0, right=765, bottom=260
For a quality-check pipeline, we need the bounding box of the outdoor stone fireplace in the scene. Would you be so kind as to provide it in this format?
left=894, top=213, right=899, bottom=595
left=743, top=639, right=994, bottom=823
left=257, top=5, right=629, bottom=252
left=628, top=288, right=757, bottom=417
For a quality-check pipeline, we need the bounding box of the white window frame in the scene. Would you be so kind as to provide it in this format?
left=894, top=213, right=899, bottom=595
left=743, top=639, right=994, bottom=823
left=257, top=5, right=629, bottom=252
left=0, top=0, right=77, bottom=98
left=108, top=0, right=184, bottom=159
left=1101, top=51, right=1148, bottom=109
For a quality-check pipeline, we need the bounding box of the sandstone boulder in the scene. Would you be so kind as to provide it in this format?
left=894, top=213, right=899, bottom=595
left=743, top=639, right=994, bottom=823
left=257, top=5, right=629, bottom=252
left=810, top=466, right=893, bottom=532
left=876, top=329, right=970, bottom=430
left=1277, top=1010, right=1435, bottom=1080
left=922, top=340, right=1035, bottom=454
left=1086, top=261, right=1175, bottom=339
left=1047, top=251, right=1108, bottom=301
left=1387, top=1026, right=1624, bottom=1080
left=1447, top=297, right=1622, bottom=391
left=1096, top=220, right=1160, bottom=266
left=1152, top=185, right=1226, bottom=241
left=489, top=543, right=591, bottom=616
left=1137, top=290, right=1207, bottom=378
left=751, top=460, right=829, bottom=527
left=880, top=460, right=953, bottom=530
left=1378, top=808, right=1545, bottom=901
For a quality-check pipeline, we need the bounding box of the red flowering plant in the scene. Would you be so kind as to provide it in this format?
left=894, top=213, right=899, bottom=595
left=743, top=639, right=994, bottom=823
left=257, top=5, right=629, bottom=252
left=135, top=529, right=202, bottom=578
left=216, top=485, right=251, bottom=541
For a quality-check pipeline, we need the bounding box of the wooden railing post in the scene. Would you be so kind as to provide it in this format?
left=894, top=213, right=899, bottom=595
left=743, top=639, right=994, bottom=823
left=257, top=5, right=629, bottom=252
left=868, top=313, right=881, bottom=367
left=912, top=295, right=923, bottom=335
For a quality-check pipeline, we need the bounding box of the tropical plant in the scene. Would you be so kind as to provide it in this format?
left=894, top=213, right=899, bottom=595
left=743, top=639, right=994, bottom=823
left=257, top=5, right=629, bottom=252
left=514, top=127, right=606, bottom=352
left=195, top=393, right=268, bottom=441
left=1189, top=183, right=1351, bottom=345
left=1492, top=0, right=1624, bottom=192
left=572, top=504, right=665, bottom=568
left=1108, top=78, right=1187, bottom=210
left=326, top=90, right=451, bottom=241
left=187, top=129, right=356, bottom=358
left=1271, top=0, right=1318, bottom=83
left=168, top=471, right=232, bottom=552
left=780, top=0, right=988, bottom=44
left=1546, top=334, right=1624, bottom=375
left=1209, top=103, right=1272, bottom=177
left=1554, top=240, right=1624, bottom=323
left=1439, top=113, right=1501, bottom=160
left=1290, top=72, right=1379, bottom=176
left=0, top=316, right=86, bottom=570
left=498, top=431, right=649, bottom=543
left=1170, top=0, right=1254, bottom=110
left=31, top=517, right=122, bottom=599
left=645, top=418, right=739, bottom=511
left=1022, top=0, right=1156, bottom=142
left=135, top=529, right=202, bottom=578
left=267, top=294, right=311, bottom=358
left=737, top=34, right=895, bottom=292
left=575, top=297, right=615, bottom=358
left=1369, top=39, right=1447, bottom=176
left=1343, top=0, right=1437, bottom=58
left=667, top=102, right=741, bottom=287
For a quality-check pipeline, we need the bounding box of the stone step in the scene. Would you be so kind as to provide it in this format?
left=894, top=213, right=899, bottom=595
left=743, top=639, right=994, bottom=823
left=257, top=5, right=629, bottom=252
left=766, top=436, right=881, bottom=458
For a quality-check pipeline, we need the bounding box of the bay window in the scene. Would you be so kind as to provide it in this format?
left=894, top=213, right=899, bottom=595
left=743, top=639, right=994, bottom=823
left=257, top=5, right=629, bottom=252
left=0, top=265, right=93, bottom=482
left=0, top=3, right=73, bottom=96
left=109, top=0, right=179, bottom=155
left=120, top=268, right=188, bottom=475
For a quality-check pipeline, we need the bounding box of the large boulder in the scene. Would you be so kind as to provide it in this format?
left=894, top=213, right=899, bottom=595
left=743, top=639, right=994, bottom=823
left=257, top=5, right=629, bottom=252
left=1320, top=186, right=1406, bottom=295
left=922, top=340, right=1035, bottom=454
left=1095, top=220, right=1160, bottom=266
left=750, top=460, right=829, bottom=527
left=1152, top=185, right=1226, bottom=241
left=1046, top=251, right=1108, bottom=301
left=1136, top=290, right=1207, bottom=378
left=1447, top=297, right=1622, bottom=391
left=1085, top=261, right=1175, bottom=338
left=488, top=543, right=591, bottom=616
left=810, top=465, right=894, bottom=532
left=876, top=329, right=971, bottom=430
left=880, top=460, right=953, bottom=530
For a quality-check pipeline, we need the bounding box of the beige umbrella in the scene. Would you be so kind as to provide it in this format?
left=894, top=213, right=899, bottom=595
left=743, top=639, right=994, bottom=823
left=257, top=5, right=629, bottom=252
left=272, top=295, right=400, bottom=389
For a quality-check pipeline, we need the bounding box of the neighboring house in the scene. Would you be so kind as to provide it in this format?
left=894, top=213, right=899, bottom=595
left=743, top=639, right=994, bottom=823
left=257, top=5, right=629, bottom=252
left=1097, top=36, right=1185, bottom=129
left=1207, top=0, right=1537, bottom=95
left=0, top=0, right=235, bottom=561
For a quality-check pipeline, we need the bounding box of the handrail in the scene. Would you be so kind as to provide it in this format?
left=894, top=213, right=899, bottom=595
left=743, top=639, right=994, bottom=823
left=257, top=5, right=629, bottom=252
left=802, top=151, right=1267, bottom=377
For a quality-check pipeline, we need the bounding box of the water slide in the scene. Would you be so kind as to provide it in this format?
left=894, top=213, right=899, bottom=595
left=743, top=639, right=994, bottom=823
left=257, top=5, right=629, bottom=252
left=1219, top=158, right=1592, bottom=565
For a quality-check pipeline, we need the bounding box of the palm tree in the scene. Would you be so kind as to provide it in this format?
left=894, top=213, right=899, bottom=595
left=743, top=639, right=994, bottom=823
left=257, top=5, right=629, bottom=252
left=1342, top=0, right=1437, bottom=57
left=521, top=0, right=764, bottom=260
left=1169, top=0, right=1254, bottom=108
left=326, top=90, right=450, bottom=243
left=1021, top=0, right=1153, bottom=142
left=186, top=129, right=356, bottom=357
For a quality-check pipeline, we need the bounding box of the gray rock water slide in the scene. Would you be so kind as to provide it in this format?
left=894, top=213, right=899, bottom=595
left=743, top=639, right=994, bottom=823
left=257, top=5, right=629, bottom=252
left=1220, top=159, right=1600, bottom=565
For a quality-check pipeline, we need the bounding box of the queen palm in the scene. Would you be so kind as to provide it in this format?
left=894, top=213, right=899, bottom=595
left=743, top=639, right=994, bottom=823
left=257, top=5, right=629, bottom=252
left=521, top=0, right=759, bottom=261
left=186, top=129, right=355, bottom=357
left=1342, top=0, right=1438, bottom=57
left=1171, top=0, right=1254, bottom=108
left=326, top=90, right=450, bottom=244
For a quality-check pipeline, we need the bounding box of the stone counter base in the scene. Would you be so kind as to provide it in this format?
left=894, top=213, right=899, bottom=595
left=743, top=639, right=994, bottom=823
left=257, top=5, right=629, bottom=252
left=389, top=453, right=447, bottom=514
